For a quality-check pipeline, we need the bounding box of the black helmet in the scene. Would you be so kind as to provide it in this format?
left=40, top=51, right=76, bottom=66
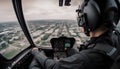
left=76, top=0, right=119, bottom=36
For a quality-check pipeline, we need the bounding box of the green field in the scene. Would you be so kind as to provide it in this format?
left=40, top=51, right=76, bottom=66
left=3, top=49, right=20, bottom=59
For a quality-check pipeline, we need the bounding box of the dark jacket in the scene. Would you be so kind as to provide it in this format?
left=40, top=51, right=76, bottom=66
left=29, top=31, right=119, bottom=69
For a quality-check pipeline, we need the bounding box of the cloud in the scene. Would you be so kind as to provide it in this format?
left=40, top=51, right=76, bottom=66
left=0, top=0, right=18, bottom=22
left=23, top=0, right=80, bottom=20
left=0, top=0, right=82, bottom=22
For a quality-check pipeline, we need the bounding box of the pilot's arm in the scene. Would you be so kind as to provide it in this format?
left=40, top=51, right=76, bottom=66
left=29, top=58, right=42, bottom=69
left=30, top=49, right=112, bottom=69
left=30, top=49, right=56, bottom=69
left=30, top=49, right=87, bottom=69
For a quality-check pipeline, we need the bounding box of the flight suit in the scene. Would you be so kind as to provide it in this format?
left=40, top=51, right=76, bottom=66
left=29, top=30, right=119, bottom=69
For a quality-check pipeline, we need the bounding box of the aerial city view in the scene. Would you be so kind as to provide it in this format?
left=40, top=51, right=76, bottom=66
left=0, top=20, right=88, bottom=59
left=0, top=19, right=119, bottom=59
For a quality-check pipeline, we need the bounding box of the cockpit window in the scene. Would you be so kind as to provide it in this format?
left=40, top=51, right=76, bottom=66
left=22, top=0, right=88, bottom=47
left=117, top=21, right=120, bottom=32
left=0, top=0, right=30, bottom=59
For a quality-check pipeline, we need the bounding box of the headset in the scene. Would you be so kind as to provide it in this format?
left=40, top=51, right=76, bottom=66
left=76, top=0, right=120, bottom=36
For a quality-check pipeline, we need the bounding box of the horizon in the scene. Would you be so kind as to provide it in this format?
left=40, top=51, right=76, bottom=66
left=0, top=19, right=77, bottom=23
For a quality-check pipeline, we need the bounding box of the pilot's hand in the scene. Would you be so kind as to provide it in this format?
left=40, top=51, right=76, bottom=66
left=30, top=48, right=48, bottom=67
left=32, top=48, right=39, bottom=51
left=31, top=47, right=43, bottom=55
left=31, top=48, right=40, bottom=55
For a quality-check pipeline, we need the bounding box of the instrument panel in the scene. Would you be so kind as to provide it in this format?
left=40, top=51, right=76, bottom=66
left=50, top=36, right=75, bottom=60
left=50, top=36, right=75, bottom=52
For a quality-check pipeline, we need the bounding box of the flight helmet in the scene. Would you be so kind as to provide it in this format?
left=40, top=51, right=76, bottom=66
left=76, top=0, right=119, bottom=36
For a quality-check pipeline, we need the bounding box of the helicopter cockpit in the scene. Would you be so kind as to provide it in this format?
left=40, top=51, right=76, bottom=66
left=0, top=0, right=120, bottom=69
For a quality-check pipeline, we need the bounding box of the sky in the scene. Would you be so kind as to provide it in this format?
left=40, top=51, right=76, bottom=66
left=0, top=0, right=83, bottom=22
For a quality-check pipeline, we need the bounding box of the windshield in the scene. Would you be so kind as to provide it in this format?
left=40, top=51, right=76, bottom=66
left=117, top=22, right=120, bottom=32
left=22, top=0, right=88, bottom=47
left=0, top=0, right=119, bottom=60
left=0, top=0, right=30, bottom=59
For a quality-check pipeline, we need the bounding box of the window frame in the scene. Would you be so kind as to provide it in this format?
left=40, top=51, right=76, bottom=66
left=0, top=0, right=36, bottom=60
left=12, top=0, right=35, bottom=47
